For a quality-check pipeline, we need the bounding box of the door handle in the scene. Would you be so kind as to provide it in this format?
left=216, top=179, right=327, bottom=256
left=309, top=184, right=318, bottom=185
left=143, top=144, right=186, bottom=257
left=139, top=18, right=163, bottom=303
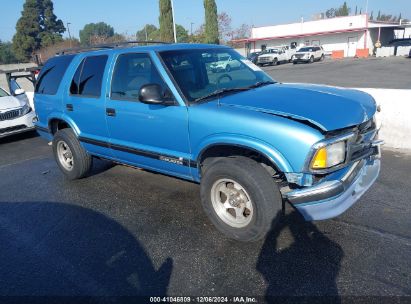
left=66, top=104, right=73, bottom=111
left=106, top=108, right=116, bottom=117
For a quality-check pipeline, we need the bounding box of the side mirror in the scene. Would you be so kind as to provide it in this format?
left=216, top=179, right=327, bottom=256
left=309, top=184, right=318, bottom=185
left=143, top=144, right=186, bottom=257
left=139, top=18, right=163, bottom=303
left=14, top=88, right=25, bottom=95
left=139, top=84, right=174, bottom=105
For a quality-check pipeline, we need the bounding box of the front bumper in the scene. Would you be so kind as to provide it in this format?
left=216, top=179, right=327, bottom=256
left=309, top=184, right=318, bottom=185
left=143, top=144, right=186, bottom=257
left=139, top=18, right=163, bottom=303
left=285, top=154, right=381, bottom=221
left=293, top=58, right=310, bottom=63
left=0, top=111, right=36, bottom=138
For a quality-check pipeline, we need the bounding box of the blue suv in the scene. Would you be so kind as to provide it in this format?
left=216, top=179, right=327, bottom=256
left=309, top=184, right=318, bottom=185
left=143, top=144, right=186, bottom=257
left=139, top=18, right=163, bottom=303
left=34, top=43, right=382, bottom=241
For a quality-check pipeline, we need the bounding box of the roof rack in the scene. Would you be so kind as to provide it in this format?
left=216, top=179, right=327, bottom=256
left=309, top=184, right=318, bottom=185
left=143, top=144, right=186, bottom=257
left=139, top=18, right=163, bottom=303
left=56, top=40, right=171, bottom=55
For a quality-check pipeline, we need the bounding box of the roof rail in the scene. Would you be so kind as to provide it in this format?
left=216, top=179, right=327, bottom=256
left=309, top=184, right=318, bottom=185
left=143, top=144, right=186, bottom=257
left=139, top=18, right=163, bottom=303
left=56, top=40, right=171, bottom=55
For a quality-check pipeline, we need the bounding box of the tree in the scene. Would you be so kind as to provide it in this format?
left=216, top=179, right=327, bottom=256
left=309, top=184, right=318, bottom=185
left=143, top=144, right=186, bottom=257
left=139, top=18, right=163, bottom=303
left=136, top=24, right=160, bottom=41
left=12, top=0, right=42, bottom=61
left=369, top=11, right=374, bottom=20
left=377, top=10, right=381, bottom=20
left=335, top=2, right=350, bottom=16
left=232, top=24, right=251, bottom=40
left=176, top=25, right=189, bottom=42
left=0, top=41, right=18, bottom=64
left=355, top=6, right=358, bottom=15
left=12, top=0, right=65, bottom=61
left=204, top=0, right=219, bottom=44
left=79, top=22, right=114, bottom=46
left=159, top=0, right=174, bottom=42
left=218, top=12, right=232, bottom=42
left=38, top=0, right=65, bottom=47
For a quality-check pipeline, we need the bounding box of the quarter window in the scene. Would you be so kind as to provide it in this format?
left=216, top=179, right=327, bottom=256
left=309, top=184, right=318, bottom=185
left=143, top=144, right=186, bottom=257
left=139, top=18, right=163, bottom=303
left=35, top=55, right=75, bottom=95
left=70, top=55, right=108, bottom=98
left=110, top=53, right=172, bottom=101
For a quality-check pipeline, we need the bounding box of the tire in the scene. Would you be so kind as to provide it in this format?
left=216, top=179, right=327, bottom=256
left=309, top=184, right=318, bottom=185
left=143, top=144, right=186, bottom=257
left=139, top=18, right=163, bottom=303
left=225, top=64, right=231, bottom=72
left=200, top=156, right=282, bottom=242
left=272, top=58, right=278, bottom=66
left=293, top=61, right=297, bottom=65
left=309, top=56, right=314, bottom=63
left=53, top=128, right=92, bottom=180
left=320, top=54, right=325, bottom=61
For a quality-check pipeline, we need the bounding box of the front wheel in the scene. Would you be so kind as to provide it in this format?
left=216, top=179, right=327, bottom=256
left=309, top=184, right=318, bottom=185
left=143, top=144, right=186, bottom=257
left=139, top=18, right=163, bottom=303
left=53, top=128, right=92, bottom=180
left=225, top=64, right=231, bottom=72
left=309, top=56, right=314, bottom=63
left=320, top=54, right=325, bottom=61
left=200, top=157, right=282, bottom=242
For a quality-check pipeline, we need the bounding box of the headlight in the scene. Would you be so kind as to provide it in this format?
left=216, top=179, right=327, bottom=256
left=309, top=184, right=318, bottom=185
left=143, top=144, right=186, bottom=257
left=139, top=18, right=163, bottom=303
left=311, top=141, right=346, bottom=170
left=20, top=104, right=31, bottom=116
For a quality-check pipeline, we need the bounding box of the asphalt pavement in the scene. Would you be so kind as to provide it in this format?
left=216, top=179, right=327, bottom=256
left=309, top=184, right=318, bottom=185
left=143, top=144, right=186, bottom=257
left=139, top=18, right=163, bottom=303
left=263, top=56, right=411, bottom=89
left=0, top=132, right=410, bottom=301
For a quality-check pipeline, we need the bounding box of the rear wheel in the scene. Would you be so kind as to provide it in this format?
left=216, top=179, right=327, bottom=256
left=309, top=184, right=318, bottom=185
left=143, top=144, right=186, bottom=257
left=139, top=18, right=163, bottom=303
left=200, top=157, right=282, bottom=242
left=53, top=128, right=92, bottom=180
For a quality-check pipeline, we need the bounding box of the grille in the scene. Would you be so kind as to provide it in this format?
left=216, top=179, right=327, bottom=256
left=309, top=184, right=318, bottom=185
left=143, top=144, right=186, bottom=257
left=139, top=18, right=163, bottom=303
left=349, top=119, right=378, bottom=161
left=295, top=54, right=304, bottom=59
left=0, top=125, right=27, bottom=134
left=258, top=57, right=272, bottom=63
left=0, top=109, right=20, bottom=121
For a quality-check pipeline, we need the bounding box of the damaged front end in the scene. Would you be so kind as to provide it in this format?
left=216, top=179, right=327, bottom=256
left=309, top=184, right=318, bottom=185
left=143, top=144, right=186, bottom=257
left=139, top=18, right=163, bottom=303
left=281, top=118, right=383, bottom=220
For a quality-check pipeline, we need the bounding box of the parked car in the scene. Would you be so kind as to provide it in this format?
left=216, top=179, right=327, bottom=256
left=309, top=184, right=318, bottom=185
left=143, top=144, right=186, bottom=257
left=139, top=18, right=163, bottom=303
left=35, top=43, right=382, bottom=241
left=257, top=48, right=289, bottom=66
left=0, top=86, right=36, bottom=138
left=210, top=53, right=242, bottom=72
left=9, top=79, right=33, bottom=110
left=247, top=52, right=261, bottom=64
left=293, top=46, right=325, bottom=64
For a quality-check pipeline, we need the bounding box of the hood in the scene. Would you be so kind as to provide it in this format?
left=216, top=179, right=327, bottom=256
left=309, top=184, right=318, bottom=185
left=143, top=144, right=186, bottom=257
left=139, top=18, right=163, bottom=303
left=259, top=53, right=277, bottom=58
left=218, top=83, right=377, bottom=132
left=0, top=96, right=25, bottom=111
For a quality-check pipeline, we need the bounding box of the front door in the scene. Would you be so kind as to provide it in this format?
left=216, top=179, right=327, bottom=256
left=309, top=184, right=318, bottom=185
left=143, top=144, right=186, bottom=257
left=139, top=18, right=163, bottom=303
left=347, top=36, right=358, bottom=57
left=105, top=52, right=192, bottom=179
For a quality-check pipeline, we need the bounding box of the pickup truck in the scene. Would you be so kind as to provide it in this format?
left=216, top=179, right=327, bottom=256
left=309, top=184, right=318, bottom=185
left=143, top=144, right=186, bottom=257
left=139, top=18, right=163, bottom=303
left=34, top=43, right=382, bottom=241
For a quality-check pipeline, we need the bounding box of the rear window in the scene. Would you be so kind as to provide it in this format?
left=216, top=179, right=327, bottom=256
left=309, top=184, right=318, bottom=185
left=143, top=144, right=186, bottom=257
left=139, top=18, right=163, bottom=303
left=35, top=55, right=75, bottom=95
left=70, top=55, right=108, bottom=98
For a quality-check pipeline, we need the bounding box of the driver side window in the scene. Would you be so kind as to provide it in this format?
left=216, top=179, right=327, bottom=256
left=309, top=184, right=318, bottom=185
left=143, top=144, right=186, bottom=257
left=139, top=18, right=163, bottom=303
left=110, top=53, right=173, bottom=102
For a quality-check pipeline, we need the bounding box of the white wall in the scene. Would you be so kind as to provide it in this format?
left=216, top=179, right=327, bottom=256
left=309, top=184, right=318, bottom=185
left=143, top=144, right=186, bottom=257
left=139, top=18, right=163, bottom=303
left=356, top=88, right=411, bottom=151
left=252, top=15, right=367, bottom=39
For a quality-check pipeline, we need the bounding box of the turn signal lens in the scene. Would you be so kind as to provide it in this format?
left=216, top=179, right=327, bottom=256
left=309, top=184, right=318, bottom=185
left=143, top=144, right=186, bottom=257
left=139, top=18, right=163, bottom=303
left=311, top=147, right=327, bottom=169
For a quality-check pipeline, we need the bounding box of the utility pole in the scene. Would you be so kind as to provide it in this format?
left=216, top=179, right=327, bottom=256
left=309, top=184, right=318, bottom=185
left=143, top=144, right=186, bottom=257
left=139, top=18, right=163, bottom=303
left=171, top=0, right=177, bottom=43
left=365, top=0, right=369, bottom=14
left=67, top=22, right=72, bottom=48
left=190, top=22, right=195, bottom=35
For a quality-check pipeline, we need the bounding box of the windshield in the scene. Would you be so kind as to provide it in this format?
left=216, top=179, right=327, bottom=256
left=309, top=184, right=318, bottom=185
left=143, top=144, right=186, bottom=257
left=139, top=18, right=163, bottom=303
left=0, top=88, right=9, bottom=97
left=264, top=49, right=279, bottom=54
left=160, top=48, right=274, bottom=103
left=298, top=47, right=315, bottom=52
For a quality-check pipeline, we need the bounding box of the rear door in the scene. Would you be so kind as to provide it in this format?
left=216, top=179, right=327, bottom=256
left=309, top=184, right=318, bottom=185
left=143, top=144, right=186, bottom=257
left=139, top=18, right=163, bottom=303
left=64, top=54, right=113, bottom=158
left=105, top=52, right=191, bottom=179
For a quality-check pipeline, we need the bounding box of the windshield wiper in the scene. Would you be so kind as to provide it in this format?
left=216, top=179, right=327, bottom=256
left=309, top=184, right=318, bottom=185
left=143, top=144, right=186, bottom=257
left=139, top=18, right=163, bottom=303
left=193, top=87, right=250, bottom=103
left=246, top=81, right=276, bottom=89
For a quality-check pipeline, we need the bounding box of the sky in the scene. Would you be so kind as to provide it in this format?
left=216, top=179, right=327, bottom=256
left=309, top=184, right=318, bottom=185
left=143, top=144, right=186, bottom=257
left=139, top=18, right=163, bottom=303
left=1, top=0, right=410, bottom=42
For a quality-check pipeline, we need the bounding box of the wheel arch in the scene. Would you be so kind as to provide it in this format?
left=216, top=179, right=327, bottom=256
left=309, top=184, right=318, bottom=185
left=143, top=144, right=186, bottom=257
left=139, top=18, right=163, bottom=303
left=195, top=139, right=293, bottom=179
left=47, top=113, right=80, bottom=136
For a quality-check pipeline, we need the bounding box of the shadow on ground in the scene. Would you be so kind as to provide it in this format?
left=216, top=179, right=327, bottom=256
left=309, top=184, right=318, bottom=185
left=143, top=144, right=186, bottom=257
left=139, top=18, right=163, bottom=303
left=0, top=201, right=172, bottom=296
left=257, top=211, right=344, bottom=300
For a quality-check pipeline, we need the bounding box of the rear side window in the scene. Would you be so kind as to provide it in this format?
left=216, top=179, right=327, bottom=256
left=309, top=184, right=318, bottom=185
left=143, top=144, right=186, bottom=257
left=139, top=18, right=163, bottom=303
left=35, top=55, right=75, bottom=95
left=70, top=55, right=108, bottom=98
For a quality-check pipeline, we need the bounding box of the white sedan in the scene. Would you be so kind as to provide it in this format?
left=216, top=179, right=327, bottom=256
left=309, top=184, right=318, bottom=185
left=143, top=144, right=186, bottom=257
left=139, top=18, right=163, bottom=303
left=0, top=87, right=37, bottom=138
